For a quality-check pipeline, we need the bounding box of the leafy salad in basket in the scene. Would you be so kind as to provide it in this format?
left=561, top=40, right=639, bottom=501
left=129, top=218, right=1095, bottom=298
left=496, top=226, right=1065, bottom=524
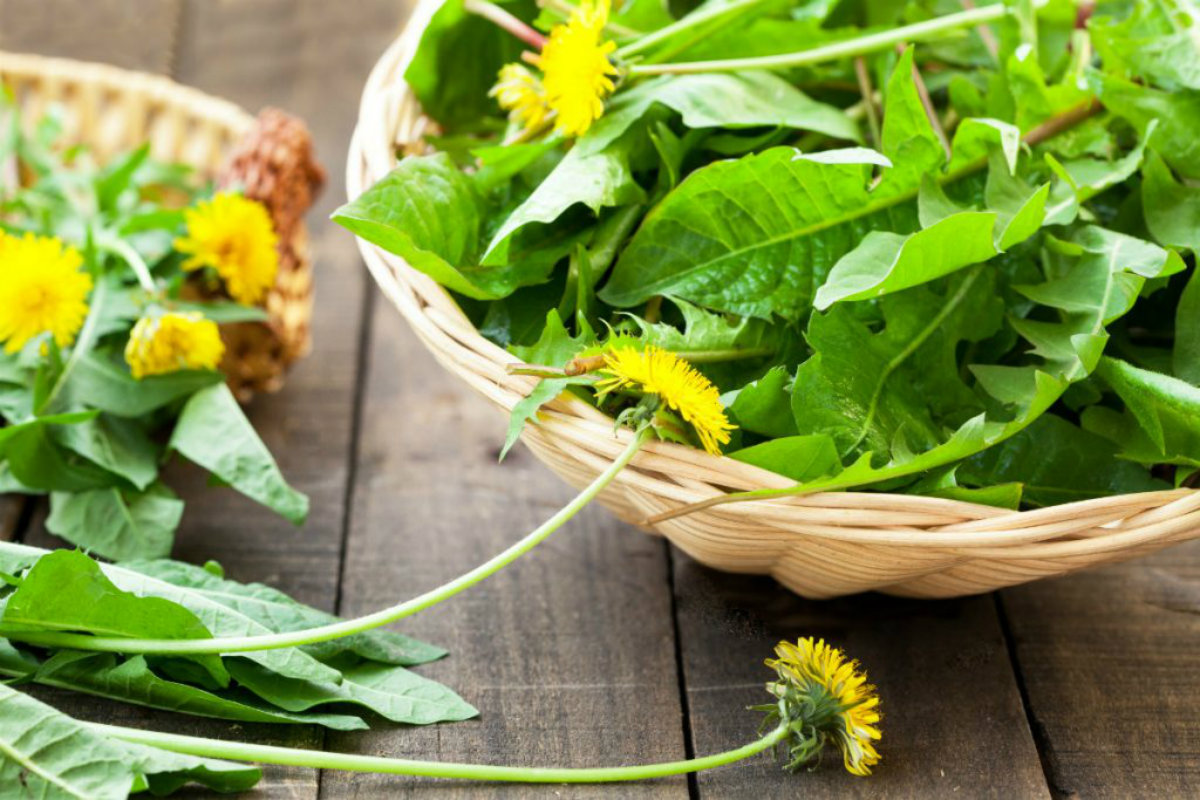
left=337, top=0, right=1200, bottom=513
left=0, top=95, right=311, bottom=560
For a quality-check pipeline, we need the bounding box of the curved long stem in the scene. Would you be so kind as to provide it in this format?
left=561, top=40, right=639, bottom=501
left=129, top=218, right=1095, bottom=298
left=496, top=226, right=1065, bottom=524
left=616, top=0, right=769, bottom=60
left=96, top=234, right=156, bottom=293
left=626, top=2, right=1022, bottom=76
left=465, top=0, right=547, bottom=49
left=93, top=720, right=787, bottom=783
left=1, top=427, right=653, bottom=655
left=37, top=278, right=108, bottom=415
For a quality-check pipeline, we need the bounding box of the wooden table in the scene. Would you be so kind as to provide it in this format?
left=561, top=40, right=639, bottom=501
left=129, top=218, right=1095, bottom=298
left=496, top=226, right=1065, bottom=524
left=2, top=2, right=1198, bottom=797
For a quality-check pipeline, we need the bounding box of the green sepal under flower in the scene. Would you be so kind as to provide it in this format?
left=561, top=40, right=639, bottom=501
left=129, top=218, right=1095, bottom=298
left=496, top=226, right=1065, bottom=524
left=754, top=638, right=882, bottom=776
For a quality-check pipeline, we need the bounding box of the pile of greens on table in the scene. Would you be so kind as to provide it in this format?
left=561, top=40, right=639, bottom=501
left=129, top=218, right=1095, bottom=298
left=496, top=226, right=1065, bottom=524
left=338, top=0, right=1200, bottom=509
left=0, top=94, right=307, bottom=560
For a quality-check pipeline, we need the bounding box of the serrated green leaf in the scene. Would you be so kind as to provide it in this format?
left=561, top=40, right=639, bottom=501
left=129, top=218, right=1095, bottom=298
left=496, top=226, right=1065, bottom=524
left=1092, top=0, right=1200, bottom=91
left=600, top=146, right=918, bottom=319
left=961, top=414, right=1167, bottom=506
left=1, top=550, right=227, bottom=687
left=909, top=467, right=1024, bottom=509
left=0, top=650, right=367, bottom=731
left=227, top=658, right=478, bottom=726
left=0, top=541, right=341, bottom=686
left=1042, top=121, right=1156, bottom=224
left=1176, top=267, right=1200, bottom=385
left=2, top=422, right=117, bottom=493
left=402, top=0, right=533, bottom=130
left=759, top=223, right=1179, bottom=497
left=168, top=383, right=308, bottom=525
left=728, top=366, right=797, bottom=438
left=334, top=153, right=554, bottom=300
left=483, top=136, right=646, bottom=264
left=1091, top=71, right=1200, bottom=180
left=577, top=71, right=859, bottom=157
left=94, top=143, right=149, bottom=214
left=880, top=47, right=947, bottom=188
left=123, top=559, right=445, bottom=667
left=813, top=211, right=999, bottom=309
left=45, top=484, right=182, bottom=562
left=1142, top=150, right=1200, bottom=255
left=1015, top=227, right=1185, bottom=345
left=51, top=414, right=158, bottom=491
left=617, top=298, right=796, bottom=389
left=502, top=311, right=596, bottom=459
left=947, top=117, right=1022, bottom=174
left=601, top=49, right=954, bottom=321
left=1082, top=356, right=1200, bottom=467
left=63, top=352, right=223, bottom=418
left=795, top=269, right=1001, bottom=458
left=729, top=434, right=840, bottom=483
left=0, top=682, right=261, bottom=799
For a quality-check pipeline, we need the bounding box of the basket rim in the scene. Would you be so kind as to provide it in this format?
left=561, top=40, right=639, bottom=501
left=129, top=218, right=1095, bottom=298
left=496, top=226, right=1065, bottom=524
left=0, top=49, right=255, bottom=134
left=342, top=2, right=1199, bottom=540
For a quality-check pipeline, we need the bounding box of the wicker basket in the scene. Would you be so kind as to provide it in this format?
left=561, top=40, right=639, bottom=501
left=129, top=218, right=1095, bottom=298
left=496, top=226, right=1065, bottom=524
left=0, top=51, right=321, bottom=400
left=345, top=0, right=1200, bottom=600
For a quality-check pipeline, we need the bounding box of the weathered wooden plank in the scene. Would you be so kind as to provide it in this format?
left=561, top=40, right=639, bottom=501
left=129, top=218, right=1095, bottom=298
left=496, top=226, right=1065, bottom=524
left=1001, top=541, right=1200, bottom=798
left=318, top=300, right=689, bottom=798
left=11, top=1, right=394, bottom=797
left=673, top=556, right=1051, bottom=798
left=161, top=2, right=400, bottom=796
left=0, top=498, right=22, bottom=541
left=0, top=0, right=180, bottom=73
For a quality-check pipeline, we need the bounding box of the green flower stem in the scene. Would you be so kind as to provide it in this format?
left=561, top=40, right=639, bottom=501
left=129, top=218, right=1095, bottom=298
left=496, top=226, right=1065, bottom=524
left=37, top=278, right=108, bottom=415
left=92, top=720, right=789, bottom=783
left=679, top=347, right=776, bottom=364
left=96, top=234, right=156, bottom=294
left=616, top=0, right=770, bottom=60
left=1, top=426, right=654, bottom=655
left=465, top=0, right=548, bottom=49
left=626, top=1, right=1028, bottom=76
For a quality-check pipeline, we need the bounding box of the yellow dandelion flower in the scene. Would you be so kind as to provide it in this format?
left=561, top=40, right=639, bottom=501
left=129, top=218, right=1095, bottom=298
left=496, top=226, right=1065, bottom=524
left=491, top=63, right=551, bottom=133
left=766, top=638, right=882, bottom=776
left=597, top=344, right=734, bottom=455
left=534, top=0, right=618, bottom=137
left=176, top=193, right=279, bottom=306
left=125, top=311, right=225, bottom=379
left=0, top=231, right=93, bottom=354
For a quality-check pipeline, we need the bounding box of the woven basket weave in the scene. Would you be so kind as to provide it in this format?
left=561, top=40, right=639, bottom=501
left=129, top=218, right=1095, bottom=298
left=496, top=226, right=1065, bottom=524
left=346, top=0, right=1200, bottom=599
left=0, top=51, right=319, bottom=400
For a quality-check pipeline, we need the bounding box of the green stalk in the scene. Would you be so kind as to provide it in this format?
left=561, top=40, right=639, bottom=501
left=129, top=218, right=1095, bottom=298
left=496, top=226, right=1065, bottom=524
left=675, top=346, right=776, bottom=364
left=626, top=1, right=1025, bottom=76
left=1, top=427, right=654, bottom=655
left=96, top=234, right=156, bottom=293
left=93, top=721, right=788, bottom=783
left=465, top=0, right=548, bottom=49
left=37, top=278, right=107, bottom=415
left=616, top=0, right=770, bottom=60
